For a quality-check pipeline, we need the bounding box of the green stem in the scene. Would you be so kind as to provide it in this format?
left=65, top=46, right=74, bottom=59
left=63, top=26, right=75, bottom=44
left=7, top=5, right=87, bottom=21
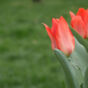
left=54, top=49, right=80, bottom=88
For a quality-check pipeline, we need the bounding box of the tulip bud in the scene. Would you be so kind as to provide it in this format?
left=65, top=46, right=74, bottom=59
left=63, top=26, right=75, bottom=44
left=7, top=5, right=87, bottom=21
left=43, top=16, right=75, bottom=56
left=70, top=8, right=88, bottom=38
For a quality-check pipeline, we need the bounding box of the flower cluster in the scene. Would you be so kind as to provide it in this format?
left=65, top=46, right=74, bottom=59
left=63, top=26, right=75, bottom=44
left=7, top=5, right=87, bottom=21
left=43, top=8, right=88, bottom=56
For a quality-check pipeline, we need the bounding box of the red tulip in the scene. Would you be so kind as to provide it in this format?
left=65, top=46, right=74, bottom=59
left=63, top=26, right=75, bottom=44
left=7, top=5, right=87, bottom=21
left=70, top=8, right=88, bottom=38
left=43, top=16, right=75, bottom=56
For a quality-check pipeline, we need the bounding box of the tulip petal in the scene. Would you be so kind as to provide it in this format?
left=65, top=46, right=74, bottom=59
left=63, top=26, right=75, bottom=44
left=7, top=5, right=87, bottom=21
left=77, top=8, right=88, bottom=37
left=43, top=23, right=56, bottom=49
left=55, top=16, right=75, bottom=55
left=70, top=11, right=75, bottom=19
left=71, top=16, right=87, bottom=38
left=77, top=8, right=88, bottom=23
left=51, top=18, right=58, bottom=35
left=77, top=8, right=86, bottom=17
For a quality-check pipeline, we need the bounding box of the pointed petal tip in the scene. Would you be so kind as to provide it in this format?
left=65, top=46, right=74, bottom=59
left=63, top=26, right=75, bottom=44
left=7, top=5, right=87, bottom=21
left=52, top=18, right=59, bottom=23
left=52, top=18, right=56, bottom=21
left=77, top=8, right=86, bottom=16
left=42, top=23, right=47, bottom=27
left=59, top=16, right=66, bottom=22
left=42, top=23, right=51, bottom=30
left=78, top=8, right=85, bottom=11
left=43, top=22, right=57, bottom=50
left=52, top=18, right=56, bottom=23
left=59, top=16, right=64, bottom=20
left=69, top=11, right=75, bottom=19
left=69, top=11, right=73, bottom=15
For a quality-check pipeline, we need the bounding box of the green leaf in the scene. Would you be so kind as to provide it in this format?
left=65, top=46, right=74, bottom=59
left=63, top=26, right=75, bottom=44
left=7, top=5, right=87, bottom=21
left=54, top=49, right=79, bottom=88
left=83, top=68, right=88, bottom=88
left=54, top=39, right=88, bottom=88
left=70, top=28, right=88, bottom=52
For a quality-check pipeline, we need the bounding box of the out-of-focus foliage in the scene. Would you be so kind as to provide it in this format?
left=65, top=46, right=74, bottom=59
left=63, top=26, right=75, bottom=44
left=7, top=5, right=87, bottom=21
left=0, top=0, right=88, bottom=88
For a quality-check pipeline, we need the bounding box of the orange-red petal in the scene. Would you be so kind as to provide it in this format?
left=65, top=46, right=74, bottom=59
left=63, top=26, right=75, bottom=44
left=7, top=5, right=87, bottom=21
left=71, top=16, right=87, bottom=38
left=55, top=16, right=75, bottom=55
left=76, top=8, right=86, bottom=18
left=77, top=8, right=88, bottom=37
left=76, top=8, right=88, bottom=24
left=70, top=11, right=75, bottom=19
left=43, top=23, right=56, bottom=49
left=51, top=18, right=58, bottom=35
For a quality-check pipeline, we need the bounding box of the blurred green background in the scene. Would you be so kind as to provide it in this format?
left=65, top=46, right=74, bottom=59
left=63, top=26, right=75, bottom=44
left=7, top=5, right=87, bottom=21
left=0, top=0, right=88, bottom=88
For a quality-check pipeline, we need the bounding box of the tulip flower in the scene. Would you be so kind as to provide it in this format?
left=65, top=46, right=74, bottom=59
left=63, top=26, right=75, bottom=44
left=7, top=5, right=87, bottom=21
left=70, top=8, right=88, bottom=38
left=43, top=16, right=75, bottom=56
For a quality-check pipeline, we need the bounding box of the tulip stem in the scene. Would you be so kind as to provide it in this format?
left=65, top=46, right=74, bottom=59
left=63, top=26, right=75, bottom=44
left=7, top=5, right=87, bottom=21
left=54, top=49, right=79, bottom=88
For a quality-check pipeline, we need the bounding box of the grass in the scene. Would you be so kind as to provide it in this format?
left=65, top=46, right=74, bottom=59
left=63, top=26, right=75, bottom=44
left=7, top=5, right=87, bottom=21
left=0, top=0, right=88, bottom=88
